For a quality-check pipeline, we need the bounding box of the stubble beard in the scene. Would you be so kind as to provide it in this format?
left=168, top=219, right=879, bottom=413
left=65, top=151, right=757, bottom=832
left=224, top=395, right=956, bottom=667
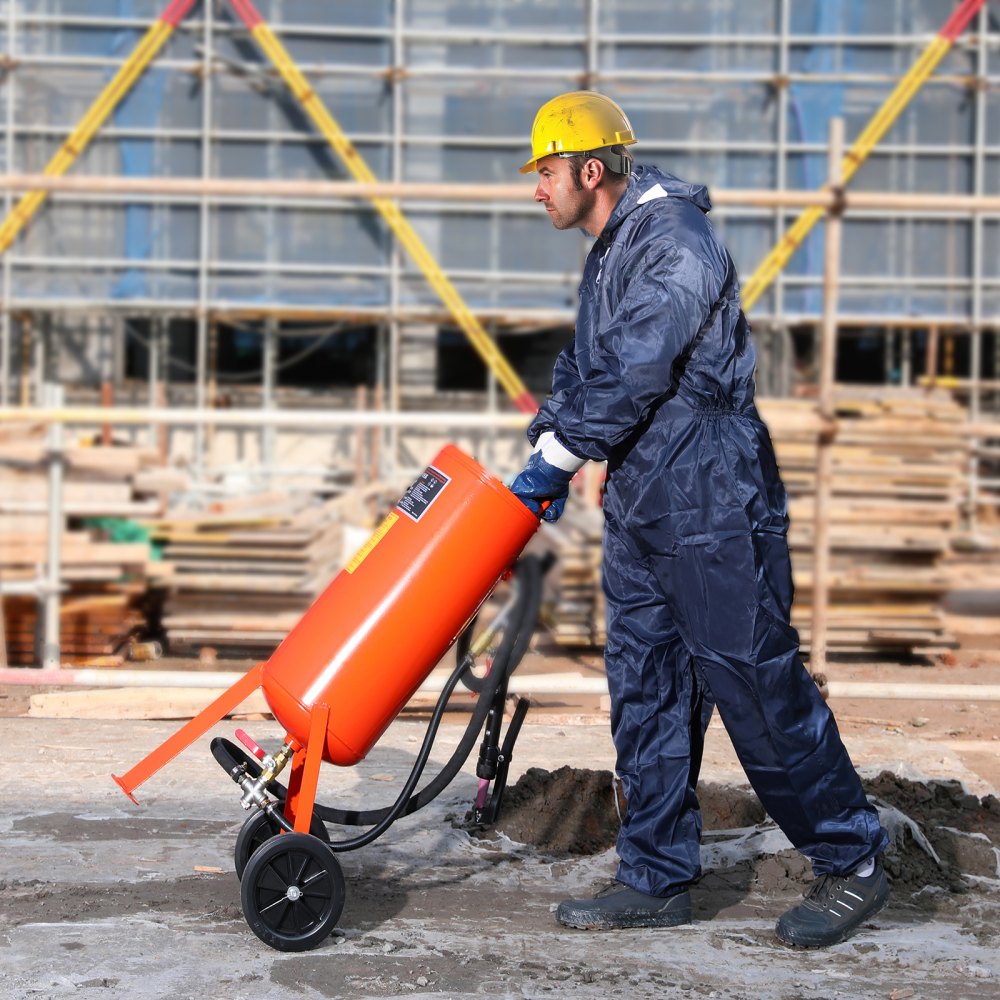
left=549, top=210, right=580, bottom=231
left=548, top=192, right=589, bottom=231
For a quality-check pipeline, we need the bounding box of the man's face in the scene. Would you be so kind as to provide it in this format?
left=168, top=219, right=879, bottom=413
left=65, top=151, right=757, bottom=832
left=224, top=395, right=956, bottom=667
left=534, top=155, right=592, bottom=231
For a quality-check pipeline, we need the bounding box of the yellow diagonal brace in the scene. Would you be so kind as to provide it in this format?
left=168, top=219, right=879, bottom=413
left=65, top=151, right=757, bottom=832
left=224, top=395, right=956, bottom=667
left=741, top=34, right=954, bottom=312
left=245, top=20, right=537, bottom=413
left=0, top=18, right=183, bottom=256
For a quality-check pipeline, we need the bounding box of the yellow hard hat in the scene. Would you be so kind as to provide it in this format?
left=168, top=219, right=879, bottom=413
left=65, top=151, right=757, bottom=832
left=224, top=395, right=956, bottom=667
left=520, top=91, right=637, bottom=174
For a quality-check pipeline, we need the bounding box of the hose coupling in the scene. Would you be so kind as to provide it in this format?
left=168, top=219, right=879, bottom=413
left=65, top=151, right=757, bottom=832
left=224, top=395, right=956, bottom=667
left=238, top=740, right=295, bottom=811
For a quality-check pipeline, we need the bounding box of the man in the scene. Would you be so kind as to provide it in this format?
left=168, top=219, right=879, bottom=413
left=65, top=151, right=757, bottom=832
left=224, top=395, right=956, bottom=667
left=509, top=91, right=889, bottom=948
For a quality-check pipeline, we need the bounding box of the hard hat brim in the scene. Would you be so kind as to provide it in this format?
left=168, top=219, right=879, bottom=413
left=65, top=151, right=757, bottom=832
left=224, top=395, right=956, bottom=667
left=520, top=151, right=563, bottom=174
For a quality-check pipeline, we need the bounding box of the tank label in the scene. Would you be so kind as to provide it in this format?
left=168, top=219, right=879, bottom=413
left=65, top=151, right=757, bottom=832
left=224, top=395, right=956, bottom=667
left=396, top=464, right=450, bottom=522
left=344, top=512, right=398, bottom=574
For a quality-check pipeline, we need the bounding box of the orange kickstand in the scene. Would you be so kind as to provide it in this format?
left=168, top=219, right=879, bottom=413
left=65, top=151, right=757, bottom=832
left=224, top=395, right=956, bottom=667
left=112, top=663, right=265, bottom=802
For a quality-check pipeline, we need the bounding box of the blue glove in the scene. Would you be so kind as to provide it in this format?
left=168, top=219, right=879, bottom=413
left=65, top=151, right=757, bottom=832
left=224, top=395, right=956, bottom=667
left=510, top=450, right=575, bottom=522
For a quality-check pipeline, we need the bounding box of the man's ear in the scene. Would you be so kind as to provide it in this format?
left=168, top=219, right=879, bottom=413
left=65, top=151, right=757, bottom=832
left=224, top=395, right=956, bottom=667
left=580, top=157, right=605, bottom=190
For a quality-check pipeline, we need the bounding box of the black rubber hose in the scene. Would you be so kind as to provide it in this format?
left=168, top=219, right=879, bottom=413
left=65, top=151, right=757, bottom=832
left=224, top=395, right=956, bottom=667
left=319, top=641, right=483, bottom=852
left=315, top=552, right=544, bottom=834
left=262, top=798, right=295, bottom=834
left=459, top=550, right=554, bottom=694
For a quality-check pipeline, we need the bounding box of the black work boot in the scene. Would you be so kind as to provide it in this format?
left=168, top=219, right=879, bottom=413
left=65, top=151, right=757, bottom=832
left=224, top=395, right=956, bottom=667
left=556, top=881, right=692, bottom=930
left=776, top=858, right=890, bottom=947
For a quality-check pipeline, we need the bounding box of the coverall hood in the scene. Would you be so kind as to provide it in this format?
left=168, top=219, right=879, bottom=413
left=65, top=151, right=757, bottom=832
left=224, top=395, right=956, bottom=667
left=603, top=164, right=712, bottom=238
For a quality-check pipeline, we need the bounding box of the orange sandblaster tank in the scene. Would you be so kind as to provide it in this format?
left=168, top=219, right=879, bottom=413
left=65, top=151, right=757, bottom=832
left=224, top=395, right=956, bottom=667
left=113, top=443, right=540, bottom=801
left=260, top=443, right=540, bottom=766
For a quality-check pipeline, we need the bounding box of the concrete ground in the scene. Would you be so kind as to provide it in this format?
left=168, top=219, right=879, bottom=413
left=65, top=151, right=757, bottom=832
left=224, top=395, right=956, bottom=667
left=1, top=648, right=999, bottom=1000
left=0, top=616, right=1000, bottom=1000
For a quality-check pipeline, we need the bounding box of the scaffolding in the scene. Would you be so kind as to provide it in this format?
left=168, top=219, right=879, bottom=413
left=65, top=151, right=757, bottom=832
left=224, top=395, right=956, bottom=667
left=0, top=1, right=998, bottom=488
left=3, top=0, right=1000, bottom=674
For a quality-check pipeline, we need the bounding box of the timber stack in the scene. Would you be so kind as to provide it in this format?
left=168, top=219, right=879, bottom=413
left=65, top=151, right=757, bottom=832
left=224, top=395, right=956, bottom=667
left=0, top=388, right=974, bottom=666
left=0, top=422, right=167, bottom=666
left=152, top=480, right=405, bottom=658
left=547, top=389, right=968, bottom=656
left=151, top=492, right=349, bottom=658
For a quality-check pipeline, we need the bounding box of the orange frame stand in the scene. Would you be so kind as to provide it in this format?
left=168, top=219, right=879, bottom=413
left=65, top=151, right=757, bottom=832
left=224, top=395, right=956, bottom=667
left=285, top=704, right=331, bottom=834
left=112, top=664, right=264, bottom=804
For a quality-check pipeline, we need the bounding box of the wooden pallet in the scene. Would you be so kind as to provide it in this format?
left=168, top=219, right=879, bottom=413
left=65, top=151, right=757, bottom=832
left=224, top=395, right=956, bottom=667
left=1, top=591, right=145, bottom=666
left=1, top=426, right=167, bottom=666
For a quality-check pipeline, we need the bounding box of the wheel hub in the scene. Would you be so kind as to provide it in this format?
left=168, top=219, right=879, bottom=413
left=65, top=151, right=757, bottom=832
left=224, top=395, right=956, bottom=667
left=285, top=884, right=303, bottom=901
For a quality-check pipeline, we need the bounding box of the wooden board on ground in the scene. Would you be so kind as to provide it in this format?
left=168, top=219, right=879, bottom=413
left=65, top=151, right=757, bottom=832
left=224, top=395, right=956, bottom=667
left=26, top=686, right=272, bottom=720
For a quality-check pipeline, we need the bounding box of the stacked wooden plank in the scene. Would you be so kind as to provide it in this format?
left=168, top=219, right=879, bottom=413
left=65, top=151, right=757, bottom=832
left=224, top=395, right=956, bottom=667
left=1, top=592, right=147, bottom=667
left=0, top=426, right=167, bottom=526
left=775, top=391, right=966, bottom=653
left=153, top=492, right=355, bottom=657
left=0, top=423, right=167, bottom=665
left=544, top=508, right=607, bottom=647
left=547, top=390, right=969, bottom=656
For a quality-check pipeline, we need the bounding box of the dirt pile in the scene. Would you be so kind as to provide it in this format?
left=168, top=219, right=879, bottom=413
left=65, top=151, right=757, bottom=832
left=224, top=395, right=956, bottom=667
left=487, top=766, right=623, bottom=855
left=478, top=766, right=1000, bottom=902
left=865, top=771, right=1000, bottom=894
left=483, top=765, right=769, bottom=854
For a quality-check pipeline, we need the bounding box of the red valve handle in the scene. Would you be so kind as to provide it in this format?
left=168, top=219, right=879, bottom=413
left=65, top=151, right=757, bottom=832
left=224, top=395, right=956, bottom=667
left=235, top=728, right=266, bottom=761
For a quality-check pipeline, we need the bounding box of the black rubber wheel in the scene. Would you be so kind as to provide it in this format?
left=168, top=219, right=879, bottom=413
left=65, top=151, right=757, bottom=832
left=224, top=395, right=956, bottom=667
left=240, top=833, right=346, bottom=952
left=234, top=808, right=329, bottom=881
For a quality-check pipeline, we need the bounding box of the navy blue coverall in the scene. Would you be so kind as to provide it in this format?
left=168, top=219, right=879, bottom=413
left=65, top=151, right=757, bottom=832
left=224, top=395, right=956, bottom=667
left=528, top=165, right=888, bottom=897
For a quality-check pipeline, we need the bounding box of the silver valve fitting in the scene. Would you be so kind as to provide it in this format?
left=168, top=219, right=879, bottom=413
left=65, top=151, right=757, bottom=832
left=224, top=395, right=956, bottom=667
left=234, top=728, right=295, bottom=811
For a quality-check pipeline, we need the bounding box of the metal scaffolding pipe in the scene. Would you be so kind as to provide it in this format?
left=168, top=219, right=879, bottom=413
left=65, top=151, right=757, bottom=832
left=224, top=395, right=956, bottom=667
left=810, top=118, right=845, bottom=677
left=41, top=383, right=65, bottom=670
left=0, top=405, right=532, bottom=429
left=15, top=123, right=998, bottom=158
left=1, top=403, right=996, bottom=439
left=17, top=255, right=1000, bottom=289
left=0, top=297, right=991, bottom=333
left=1, top=667, right=999, bottom=704
left=6, top=52, right=985, bottom=90
left=7, top=174, right=1000, bottom=212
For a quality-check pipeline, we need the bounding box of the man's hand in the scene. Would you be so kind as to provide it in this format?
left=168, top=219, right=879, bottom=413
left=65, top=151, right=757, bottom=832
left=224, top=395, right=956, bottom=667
left=510, top=451, right=575, bottom=522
